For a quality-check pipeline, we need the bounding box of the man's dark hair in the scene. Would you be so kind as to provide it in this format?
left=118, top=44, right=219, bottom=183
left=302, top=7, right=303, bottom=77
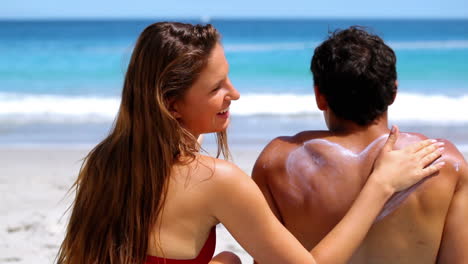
left=311, top=26, right=397, bottom=126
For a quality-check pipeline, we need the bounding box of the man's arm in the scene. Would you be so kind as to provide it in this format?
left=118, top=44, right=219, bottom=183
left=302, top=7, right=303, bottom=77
left=437, top=141, right=468, bottom=263
left=252, top=138, right=286, bottom=264
left=251, top=138, right=285, bottom=224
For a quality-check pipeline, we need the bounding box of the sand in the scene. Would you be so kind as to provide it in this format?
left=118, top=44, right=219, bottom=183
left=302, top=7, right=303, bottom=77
left=0, top=146, right=259, bottom=264
left=1, top=145, right=466, bottom=264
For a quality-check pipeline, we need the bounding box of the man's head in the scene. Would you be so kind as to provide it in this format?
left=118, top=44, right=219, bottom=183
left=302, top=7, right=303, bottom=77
left=311, top=26, right=397, bottom=126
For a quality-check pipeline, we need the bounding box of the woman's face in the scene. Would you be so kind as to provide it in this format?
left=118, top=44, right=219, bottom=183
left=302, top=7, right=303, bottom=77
left=173, top=43, right=240, bottom=138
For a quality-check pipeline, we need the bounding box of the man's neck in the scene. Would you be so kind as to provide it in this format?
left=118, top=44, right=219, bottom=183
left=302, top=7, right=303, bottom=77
left=327, top=114, right=390, bottom=142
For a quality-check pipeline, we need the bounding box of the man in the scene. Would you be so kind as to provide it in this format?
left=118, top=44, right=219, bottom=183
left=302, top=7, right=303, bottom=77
left=252, top=27, right=467, bottom=263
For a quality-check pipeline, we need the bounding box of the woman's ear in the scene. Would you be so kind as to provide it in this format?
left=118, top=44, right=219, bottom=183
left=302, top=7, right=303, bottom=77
left=314, top=85, right=328, bottom=111
left=167, top=98, right=182, bottom=119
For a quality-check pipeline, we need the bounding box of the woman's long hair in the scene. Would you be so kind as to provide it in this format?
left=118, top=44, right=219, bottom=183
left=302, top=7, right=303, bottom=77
left=57, top=22, right=229, bottom=264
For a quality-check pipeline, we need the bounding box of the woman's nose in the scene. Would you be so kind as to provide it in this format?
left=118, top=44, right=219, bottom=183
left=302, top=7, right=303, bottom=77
left=226, top=78, right=240, bottom=101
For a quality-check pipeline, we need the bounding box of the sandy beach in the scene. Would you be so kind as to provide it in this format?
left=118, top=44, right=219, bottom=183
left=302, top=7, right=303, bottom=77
left=1, top=144, right=466, bottom=264
left=0, top=146, right=262, bottom=264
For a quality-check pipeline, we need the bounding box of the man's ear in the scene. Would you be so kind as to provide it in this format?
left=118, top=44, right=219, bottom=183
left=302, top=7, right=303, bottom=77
left=389, top=80, right=398, bottom=105
left=314, top=85, right=328, bottom=110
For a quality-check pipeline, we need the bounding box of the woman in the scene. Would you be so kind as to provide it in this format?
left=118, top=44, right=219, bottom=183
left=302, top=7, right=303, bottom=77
left=57, top=22, right=444, bottom=264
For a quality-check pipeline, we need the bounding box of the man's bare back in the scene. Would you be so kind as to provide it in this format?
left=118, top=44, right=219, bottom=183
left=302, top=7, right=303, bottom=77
left=253, top=130, right=468, bottom=263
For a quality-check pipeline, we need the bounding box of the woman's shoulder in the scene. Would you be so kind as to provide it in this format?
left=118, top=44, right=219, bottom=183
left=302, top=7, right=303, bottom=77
left=190, top=154, right=256, bottom=212
left=173, top=154, right=250, bottom=190
left=195, top=154, right=247, bottom=182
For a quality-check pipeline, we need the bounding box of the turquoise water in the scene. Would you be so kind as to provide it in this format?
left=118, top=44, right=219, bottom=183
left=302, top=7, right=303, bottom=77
left=1, top=19, right=467, bottom=96
left=0, top=19, right=467, bottom=146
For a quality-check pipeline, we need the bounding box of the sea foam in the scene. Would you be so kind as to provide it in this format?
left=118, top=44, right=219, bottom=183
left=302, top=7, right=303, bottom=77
left=1, top=92, right=468, bottom=124
left=0, top=93, right=119, bottom=123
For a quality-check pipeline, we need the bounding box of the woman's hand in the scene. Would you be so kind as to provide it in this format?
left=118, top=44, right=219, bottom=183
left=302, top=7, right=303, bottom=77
left=370, top=125, right=445, bottom=194
left=307, top=126, right=445, bottom=264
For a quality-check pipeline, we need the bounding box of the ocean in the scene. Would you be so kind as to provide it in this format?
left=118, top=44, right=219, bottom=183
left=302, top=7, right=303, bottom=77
left=0, top=19, right=467, bottom=151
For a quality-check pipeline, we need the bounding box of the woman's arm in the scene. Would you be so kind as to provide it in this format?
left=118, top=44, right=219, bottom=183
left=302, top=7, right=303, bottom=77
left=311, top=126, right=444, bottom=263
left=209, top=126, right=444, bottom=264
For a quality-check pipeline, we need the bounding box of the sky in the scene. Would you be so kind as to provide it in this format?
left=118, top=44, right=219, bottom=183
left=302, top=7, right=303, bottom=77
left=1, top=0, right=467, bottom=19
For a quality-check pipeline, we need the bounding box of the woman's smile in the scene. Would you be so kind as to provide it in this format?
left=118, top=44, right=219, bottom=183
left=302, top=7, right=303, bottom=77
left=217, top=107, right=230, bottom=119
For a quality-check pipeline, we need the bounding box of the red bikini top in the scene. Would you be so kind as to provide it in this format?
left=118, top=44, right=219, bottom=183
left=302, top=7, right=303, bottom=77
left=145, top=227, right=216, bottom=264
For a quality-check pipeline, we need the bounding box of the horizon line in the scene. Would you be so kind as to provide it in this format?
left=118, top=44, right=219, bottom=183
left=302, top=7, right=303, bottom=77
left=1, top=16, right=468, bottom=22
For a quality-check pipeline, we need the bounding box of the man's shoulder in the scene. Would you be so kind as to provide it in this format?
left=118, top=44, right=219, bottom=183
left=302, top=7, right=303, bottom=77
left=252, top=130, right=330, bottom=181
left=400, top=132, right=465, bottom=163
left=436, top=138, right=468, bottom=187
left=399, top=131, right=467, bottom=183
left=258, top=131, right=330, bottom=163
left=267, top=130, right=332, bottom=150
